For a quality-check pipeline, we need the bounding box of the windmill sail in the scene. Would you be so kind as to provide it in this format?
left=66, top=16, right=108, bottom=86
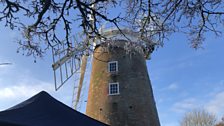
left=51, top=34, right=91, bottom=112
left=74, top=55, right=88, bottom=109
left=51, top=1, right=96, bottom=110
left=51, top=36, right=86, bottom=91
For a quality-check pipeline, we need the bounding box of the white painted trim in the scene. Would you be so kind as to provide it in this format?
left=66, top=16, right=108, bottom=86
left=108, top=61, right=118, bottom=72
left=109, top=82, right=120, bottom=95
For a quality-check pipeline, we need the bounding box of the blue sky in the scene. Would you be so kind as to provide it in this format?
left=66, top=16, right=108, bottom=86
left=149, top=33, right=224, bottom=125
left=1, top=20, right=224, bottom=126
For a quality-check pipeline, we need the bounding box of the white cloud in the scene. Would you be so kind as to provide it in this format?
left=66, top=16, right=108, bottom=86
left=161, top=122, right=179, bottom=126
left=171, top=98, right=200, bottom=113
left=0, top=65, right=9, bottom=68
left=0, top=59, right=80, bottom=111
left=206, top=91, right=224, bottom=117
left=208, top=80, right=224, bottom=96
left=167, top=83, right=178, bottom=90
left=160, top=83, right=179, bottom=92
left=0, top=81, right=53, bottom=100
left=0, top=77, right=54, bottom=111
left=171, top=91, right=224, bottom=119
left=0, top=63, right=14, bottom=75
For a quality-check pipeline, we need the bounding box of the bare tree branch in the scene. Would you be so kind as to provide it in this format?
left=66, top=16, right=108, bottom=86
left=0, top=0, right=224, bottom=58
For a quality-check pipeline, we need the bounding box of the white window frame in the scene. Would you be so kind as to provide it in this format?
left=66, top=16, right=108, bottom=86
left=109, top=82, right=120, bottom=95
left=108, top=61, right=118, bottom=73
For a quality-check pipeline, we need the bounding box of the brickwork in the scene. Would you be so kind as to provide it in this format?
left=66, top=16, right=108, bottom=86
left=86, top=41, right=160, bottom=126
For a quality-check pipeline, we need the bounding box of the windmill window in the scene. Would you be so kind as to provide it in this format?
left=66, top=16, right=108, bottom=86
left=109, top=82, right=119, bottom=95
left=108, top=61, right=118, bottom=72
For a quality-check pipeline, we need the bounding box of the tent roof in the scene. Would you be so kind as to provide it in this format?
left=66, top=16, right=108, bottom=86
left=0, top=91, right=108, bottom=126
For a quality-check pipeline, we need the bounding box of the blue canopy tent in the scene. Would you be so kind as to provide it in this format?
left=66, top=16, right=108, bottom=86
left=0, top=91, right=108, bottom=126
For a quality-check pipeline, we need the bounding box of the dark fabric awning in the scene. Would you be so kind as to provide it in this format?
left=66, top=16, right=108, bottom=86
left=0, top=91, right=109, bottom=126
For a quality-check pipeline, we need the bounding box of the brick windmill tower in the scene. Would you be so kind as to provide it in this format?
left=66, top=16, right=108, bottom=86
left=86, top=28, right=161, bottom=126
left=51, top=5, right=160, bottom=125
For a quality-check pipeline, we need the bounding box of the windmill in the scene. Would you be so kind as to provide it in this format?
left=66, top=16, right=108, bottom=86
left=51, top=26, right=161, bottom=126
left=51, top=5, right=161, bottom=126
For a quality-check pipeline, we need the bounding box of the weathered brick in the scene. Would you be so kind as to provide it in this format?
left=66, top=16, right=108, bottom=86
left=86, top=41, right=160, bottom=126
